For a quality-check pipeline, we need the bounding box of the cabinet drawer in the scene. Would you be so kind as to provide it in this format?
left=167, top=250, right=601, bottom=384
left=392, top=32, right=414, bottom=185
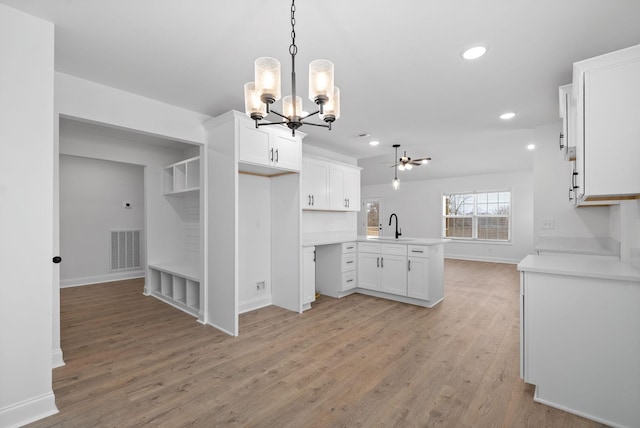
left=408, top=245, right=429, bottom=258
left=358, top=242, right=381, bottom=253
left=342, top=252, right=357, bottom=271
left=381, top=244, right=407, bottom=256
left=342, top=270, right=357, bottom=290
left=342, top=242, right=357, bottom=253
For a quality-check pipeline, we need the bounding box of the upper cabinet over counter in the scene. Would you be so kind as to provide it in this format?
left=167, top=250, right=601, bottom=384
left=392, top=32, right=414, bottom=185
left=563, top=43, right=640, bottom=205
left=301, top=155, right=361, bottom=212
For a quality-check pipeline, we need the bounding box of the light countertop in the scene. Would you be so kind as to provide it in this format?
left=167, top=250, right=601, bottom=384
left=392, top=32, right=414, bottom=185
left=518, top=254, right=640, bottom=282
left=535, top=237, right=620, bottom=257
left=356, top=236, right=449, bottom=246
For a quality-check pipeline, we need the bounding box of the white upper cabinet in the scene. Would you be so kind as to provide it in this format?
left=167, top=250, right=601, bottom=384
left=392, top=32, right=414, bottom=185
left=302, top=155, right=361, bottom=211
left=238, top=119, right=302, bottom=172
left=301, top=157, right=329, bottom=209
left=571, top=43, right=640, bottom=203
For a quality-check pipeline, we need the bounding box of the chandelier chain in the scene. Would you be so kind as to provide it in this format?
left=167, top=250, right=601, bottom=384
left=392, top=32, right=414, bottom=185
left=289, top=0, right=297, bottom=56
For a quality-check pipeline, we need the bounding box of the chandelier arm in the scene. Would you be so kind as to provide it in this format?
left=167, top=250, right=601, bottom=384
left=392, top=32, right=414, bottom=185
left=302, top=109, right=321, bottom=119
left=299, top=121, right=330, bottom=129
left=256, top=121, right=289, bottom=127
left=268, top=109, right=289, bottom=120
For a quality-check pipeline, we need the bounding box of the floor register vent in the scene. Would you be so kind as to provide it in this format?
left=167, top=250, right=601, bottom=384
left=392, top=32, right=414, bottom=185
left=110, top=229, right=141, bottom=271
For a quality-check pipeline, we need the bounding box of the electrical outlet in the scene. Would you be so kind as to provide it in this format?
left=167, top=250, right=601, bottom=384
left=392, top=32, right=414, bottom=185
left=541, top=218, right=555, bottom=230
left=256, top=281, right=266, bottom=293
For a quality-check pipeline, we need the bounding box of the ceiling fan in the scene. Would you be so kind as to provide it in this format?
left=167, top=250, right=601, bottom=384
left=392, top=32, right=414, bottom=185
left=391, top=144, right=432, bottom=171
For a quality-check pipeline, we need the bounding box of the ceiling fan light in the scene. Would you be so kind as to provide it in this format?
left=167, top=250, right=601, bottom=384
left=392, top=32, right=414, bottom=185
left=255, top=57, right=281, bottom=104
left=421, top=159, right=429, bottom=164
left=405, top=163, right=413, bottom=170
left=462, top=45, right=487, bottom=60
left=321, top=86, right=340, bottom=122
left=398, top=164, right=405, bottom=171
left=309, top=60, right=334, bottom=105
left=282, top=95, right=302, bottom=118
left=244, top=82, right=266, bottom=120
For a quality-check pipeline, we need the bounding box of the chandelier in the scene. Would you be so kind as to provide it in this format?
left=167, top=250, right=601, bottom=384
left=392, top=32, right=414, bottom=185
left=243, top=0, right=340, bottom=136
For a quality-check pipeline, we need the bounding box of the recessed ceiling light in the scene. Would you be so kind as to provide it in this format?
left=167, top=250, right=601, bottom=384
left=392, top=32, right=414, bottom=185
left=462, top=45, right=487, bottom=60
left=369, top=140, right=380, bottom=146
left=527, top=144, right=535, bottom=150
left=500, top=112, right=516, bottom=120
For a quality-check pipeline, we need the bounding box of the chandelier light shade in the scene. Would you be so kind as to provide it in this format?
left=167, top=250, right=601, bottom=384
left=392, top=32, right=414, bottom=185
left=309, top=60, right=334, bottom=105
left=243, top=0, right=339, bottom=136
left=283, top=95, right=302, bottom=118
left=244, top=82, right=267, bottom=120
left=254, top=57, right=281, bottom=104
left=321, top=86, right=340, bottom=122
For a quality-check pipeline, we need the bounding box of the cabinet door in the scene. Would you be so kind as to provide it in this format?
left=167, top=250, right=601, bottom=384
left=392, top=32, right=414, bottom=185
left=329, top=165, right=346, bottom=210
left=584, top=57, right=640, bottom=197
left=272, top=131, right=302, bottom=172
left=238, top=122, right=271, bottom=167
left=301, top=158, right=329, bottom=209
left=379, top=254, right=408, bottom=296
left=407, top=256, right=429, bottom=300
left=343, top=166, right=361, bottom=211
left=303, top=247, right=316, bottom=305
left=357, top=252, right=380, bottom=290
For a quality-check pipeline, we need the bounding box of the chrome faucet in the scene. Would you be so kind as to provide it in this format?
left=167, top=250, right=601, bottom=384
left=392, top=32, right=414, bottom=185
left=389, top=213, right=402, bottom=239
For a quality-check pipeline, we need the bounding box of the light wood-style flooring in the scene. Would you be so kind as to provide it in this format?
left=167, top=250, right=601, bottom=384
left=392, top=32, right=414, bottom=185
left=29, top=260, right=605, bottom=427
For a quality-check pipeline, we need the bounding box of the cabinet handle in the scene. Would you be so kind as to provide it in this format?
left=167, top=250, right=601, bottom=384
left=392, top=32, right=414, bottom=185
left=377, top=257, right=379, bottom=268
left=313, top=249, right=316, bottom=262
left=411, top=249, right=424, bottom=253
left=347, top=279, right=354, bottom=283
left=347, top=198, right=350, bottom=208
left=346, top=260, right=354, bottom=264
left=312, top=195, right=314, bottom=206
left=569, top=188, right=574, bottom=201
left=381, top=257, right=384, bottom=268
left=275, top=149, right=279, bottom=163
left=408, top=260, right=411, bottom=271
left=270, top=148, right=274, bottom=162
left=571, top=171, right=579, bottom=189
left=346, top=246, right=354, bottom=250
left=559, top=132, right=565, bottom=150
left=308, top=195, right=312, bottom=206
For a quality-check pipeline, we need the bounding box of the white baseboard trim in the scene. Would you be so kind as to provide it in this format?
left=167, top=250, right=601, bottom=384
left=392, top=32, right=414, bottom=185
left=238, top=297, right=272, bottom=314
left=444, top=254, right=521, bottom=264
left=0, top=391, right=58, bottom=428
left=61, top=271, right=145, bottom=288
left=206, top=321, right=237, bottom=337
left=52, top=348, right=65, bottom=368
left=533, top=386, right=622, bottom=428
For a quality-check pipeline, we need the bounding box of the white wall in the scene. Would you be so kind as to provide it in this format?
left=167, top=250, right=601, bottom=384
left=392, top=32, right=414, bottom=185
left=59, top=155, right=145, bottom=286
left=360, top=170, right=535, bottom=264
left=0, top=4, right=58, bottom=427
left=532, top=122, right=610, bottom=241
left=238, top=174, right=272, bottom=312
left=59, top=122, right=195, bottom=268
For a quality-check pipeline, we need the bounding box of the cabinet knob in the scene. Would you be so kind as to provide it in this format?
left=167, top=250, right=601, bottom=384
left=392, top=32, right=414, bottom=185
left=559, top=132, right=565, bottom=150
left=52, top=256, right=62, bottom=264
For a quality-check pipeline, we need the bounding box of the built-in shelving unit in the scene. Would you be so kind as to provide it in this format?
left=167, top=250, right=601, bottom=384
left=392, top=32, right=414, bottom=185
left=148, top=262, right=201, bottom=318
left=163, top=156, right=200, bottom=195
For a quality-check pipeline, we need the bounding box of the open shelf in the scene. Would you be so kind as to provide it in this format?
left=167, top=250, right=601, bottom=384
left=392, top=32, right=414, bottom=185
left=148, top=261, right=201, bottom=319
left=163, top=156, right=200, bottom=195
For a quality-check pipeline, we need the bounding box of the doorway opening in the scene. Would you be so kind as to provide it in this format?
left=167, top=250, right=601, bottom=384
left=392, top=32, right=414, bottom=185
left=362, top=197, right=383, bottom=237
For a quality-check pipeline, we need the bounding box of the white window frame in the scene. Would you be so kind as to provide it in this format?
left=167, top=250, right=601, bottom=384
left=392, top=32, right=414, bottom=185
left=442, top=190, right=511, bottom=242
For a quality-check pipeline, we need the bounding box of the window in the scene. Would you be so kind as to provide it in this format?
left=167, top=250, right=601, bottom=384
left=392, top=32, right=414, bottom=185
left=363, top=198, right=382, bottom=237
left=443, top=191, right=511, bottom=241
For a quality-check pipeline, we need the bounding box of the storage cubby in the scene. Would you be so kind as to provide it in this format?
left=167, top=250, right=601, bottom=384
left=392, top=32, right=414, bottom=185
left=148, top=263, right=201, bottom=319
left=163, top=156, right=200, bottom=195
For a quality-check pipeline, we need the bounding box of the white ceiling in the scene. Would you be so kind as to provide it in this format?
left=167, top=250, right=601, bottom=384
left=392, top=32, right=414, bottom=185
left=4, top=0, right=640, bottom=184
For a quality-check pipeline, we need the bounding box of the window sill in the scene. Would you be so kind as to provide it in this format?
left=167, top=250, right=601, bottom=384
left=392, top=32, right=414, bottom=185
left=444, top=238, right=512, bottom=245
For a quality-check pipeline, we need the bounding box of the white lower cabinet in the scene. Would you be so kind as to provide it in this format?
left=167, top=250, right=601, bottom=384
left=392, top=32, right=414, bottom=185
left=302, top=246, right=316, bottom=307
left=357, top=242, right=407, bottom=294
left=316, top=242, right=357, bottom=298
left=407, top=256, right=429, bottom=300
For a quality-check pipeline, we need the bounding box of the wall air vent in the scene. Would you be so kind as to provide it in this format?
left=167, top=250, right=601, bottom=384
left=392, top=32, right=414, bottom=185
left=110, top=230, right=141, bottom=271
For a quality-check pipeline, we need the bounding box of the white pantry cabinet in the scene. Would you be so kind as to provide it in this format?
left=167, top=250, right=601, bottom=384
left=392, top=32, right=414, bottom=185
left=571, top=43, right=640, bottom=203
left=301, top=155, right=361, bottom=211
left=163, top=156, right=200, bottom=194
left=238, top=120, right=302, bottom=172
left=302, top=246, right=316, bottom=308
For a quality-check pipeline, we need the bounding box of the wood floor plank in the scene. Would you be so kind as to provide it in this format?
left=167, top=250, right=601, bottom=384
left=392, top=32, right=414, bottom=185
left=27, top=261, right=606, bottom=428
